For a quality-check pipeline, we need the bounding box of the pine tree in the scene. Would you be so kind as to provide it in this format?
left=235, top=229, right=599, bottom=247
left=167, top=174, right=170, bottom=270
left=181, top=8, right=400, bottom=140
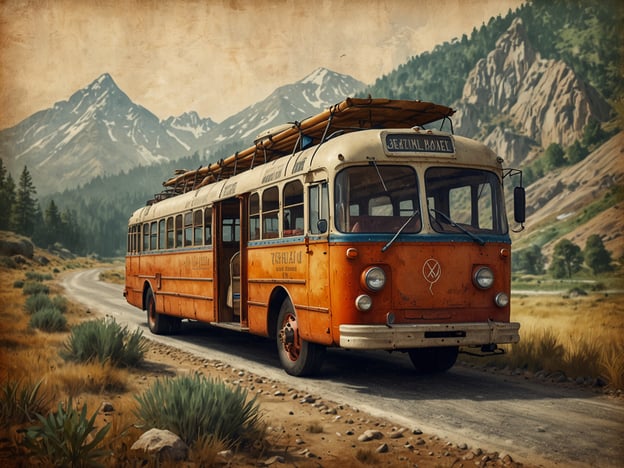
left=44, top=200, right=64, bottom=246
left=10, top=166, right=38, bottom=236
left=584, top=234, right=613, bottom=274
left=0, top=159, right=16, bottom=230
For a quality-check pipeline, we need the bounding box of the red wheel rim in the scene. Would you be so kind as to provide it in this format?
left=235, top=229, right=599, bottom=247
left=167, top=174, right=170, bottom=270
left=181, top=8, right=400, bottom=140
left=281, top=313, right=300, bottom=362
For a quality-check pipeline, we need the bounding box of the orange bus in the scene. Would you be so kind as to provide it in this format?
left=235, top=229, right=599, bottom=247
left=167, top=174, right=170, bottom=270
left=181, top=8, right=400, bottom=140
left=124, top=98, right=525, bottom=376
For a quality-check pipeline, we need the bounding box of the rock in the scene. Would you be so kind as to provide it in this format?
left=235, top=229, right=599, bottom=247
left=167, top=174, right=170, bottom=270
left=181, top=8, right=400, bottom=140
left=0, top=237, right=34, bottom=259
left=358, top=429, right=383, bottom=442
left=263, top=455, right=285, bottom=465
left=131, top=428, right=188, bottom=461
left=100, top=401, right=114, bottom=413
left=376, top=443, right=389, bottom=453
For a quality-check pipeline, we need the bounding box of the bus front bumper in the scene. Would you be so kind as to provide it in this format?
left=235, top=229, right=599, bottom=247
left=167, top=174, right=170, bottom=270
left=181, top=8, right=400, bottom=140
left=339, top=321, right=520, bottom=350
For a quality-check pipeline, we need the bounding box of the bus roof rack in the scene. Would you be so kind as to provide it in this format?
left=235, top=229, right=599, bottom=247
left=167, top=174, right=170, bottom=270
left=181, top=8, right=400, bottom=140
left=159, top=97, right=455, bottom=197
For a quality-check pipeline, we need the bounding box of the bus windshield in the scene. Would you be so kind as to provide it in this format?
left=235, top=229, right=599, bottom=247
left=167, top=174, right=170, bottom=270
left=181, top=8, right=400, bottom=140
left=335, top=165, right=421, bottom=233
left=425, top=167, right=508, bottom=236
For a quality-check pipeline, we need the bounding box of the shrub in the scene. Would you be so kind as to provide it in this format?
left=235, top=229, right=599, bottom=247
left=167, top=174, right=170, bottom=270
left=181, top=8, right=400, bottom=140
left=51, top=295, right=68, bottom=313
left=22, top=282, right=50, bottom=296
left=61, top=318, right=145, bottom=367
left=25, top=271, right=53, bottom=282
left=0, top=256, right=17, bottom=268
left=0, top=379, right=51, bottom=426
left=13, top=279, right=24, bottom=288
left=23, top=398, right=110, bottom=467
left=135, top=373, right=263, bottom=447
left=25, top=293, right=54, bottom=314
left=30, top=307, right=67, bottom=332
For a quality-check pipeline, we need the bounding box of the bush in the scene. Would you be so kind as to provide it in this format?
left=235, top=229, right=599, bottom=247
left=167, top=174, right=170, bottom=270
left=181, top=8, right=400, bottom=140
left=0, top=379, right=51, bottom=425
left=135, top=373, right=263, bottom=447
left=61, top=318, right=145, bottom=367
left=23, top=398, right=110, bottom=467
left=13, top=279, right=24, bottom=288
left=25, top=293, right=54, bottom=314
left=0, top=256, right=17, bottom=269
left=25, top=271, right=53, bottom=282
left=51, top=295, right=68, bottom=313
left=22, top=282, right=49, bottom=296
left=30, top=307, right=67, bottom=332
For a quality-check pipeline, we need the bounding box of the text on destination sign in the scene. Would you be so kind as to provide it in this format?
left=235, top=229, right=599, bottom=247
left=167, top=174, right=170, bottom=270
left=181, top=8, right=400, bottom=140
left=384, top=134, right=455, bottom=154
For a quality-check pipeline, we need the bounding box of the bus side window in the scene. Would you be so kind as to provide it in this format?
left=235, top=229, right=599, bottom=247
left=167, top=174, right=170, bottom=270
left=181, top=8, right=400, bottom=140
left=150, top=221, right=158, bottom=250
left=283, top=180, right=303, bottom=236
left=309, top=182, right=329, bottom=234
left=166, top=217, right=174, bottom=248
left=262, top=187, right=279, bottom=239
left=175, top=215, right=183, bottom=248
left=142, top=223, right=149, bottom=251
left=249, top=193, right=260, bottom=240
left=194, top=209, right=203, bottom=245
left=204, top=207, right=212, bottom=245
left=184, top=212, right=193, bottom=246
left=158, top=219, right=166, bottom=250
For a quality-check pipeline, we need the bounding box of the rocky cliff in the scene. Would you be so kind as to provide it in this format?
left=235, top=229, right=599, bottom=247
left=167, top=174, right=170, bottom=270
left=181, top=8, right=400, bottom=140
left=454, top=18, right=611, bottom=167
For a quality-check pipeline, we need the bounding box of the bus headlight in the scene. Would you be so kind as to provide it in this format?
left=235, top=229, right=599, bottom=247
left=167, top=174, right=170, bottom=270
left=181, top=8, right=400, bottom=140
left=495, top=292, right=509, bottom=308
left=355, top=294, right=373, bottom=311
left=362, top=266, right=386, bottom=292
left=473, top=266, right=494, bottom=289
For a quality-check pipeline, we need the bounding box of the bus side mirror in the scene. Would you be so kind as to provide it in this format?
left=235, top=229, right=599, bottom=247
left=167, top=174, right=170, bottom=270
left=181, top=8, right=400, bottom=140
left=514, top=186, right=526, bottom=224
left=317, top=219, right=328, bottom=234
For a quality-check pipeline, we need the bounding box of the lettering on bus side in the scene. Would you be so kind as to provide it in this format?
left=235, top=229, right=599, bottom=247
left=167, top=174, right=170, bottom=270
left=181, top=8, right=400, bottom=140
left=271, top=250, right=303, bottom=278
left=182, top=255, right=211, bottom=270
left=384, top=133, right=455, bottom=154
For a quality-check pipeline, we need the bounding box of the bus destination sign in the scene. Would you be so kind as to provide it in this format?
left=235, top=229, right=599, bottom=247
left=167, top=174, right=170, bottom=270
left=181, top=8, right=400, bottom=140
left=384, top=133, right=455, bottom=155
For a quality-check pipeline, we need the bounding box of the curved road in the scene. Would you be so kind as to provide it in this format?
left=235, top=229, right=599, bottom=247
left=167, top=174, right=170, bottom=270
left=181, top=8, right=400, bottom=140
left=62, top=269, right=623, bottom=467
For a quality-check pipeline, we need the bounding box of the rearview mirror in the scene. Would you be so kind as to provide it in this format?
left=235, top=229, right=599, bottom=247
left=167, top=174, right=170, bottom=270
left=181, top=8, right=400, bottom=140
left=514, top=186, right=526, bottom=224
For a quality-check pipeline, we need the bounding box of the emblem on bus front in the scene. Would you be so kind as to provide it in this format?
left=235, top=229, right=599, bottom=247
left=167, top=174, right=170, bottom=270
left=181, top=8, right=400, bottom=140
left=422, top=258, right=441, bottom=295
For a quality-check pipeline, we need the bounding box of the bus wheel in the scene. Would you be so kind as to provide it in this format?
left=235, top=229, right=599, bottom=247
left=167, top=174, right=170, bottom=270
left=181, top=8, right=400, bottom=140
left=146, top=289, right=180, bottom=335
left=408, top=346, right=458, bottom=374
left=276, top=299, right=325, bottom=377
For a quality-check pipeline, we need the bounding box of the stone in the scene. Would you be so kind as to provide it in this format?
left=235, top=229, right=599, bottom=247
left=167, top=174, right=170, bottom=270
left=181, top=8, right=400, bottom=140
left=131, top=428, right=188, bottom=461
left=376, top=443, right=389, bottom=453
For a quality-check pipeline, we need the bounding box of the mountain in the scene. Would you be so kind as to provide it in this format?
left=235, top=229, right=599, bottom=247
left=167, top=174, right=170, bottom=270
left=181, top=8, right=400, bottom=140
left=200, top=68, right=365, bottom=155
left=0, top=74, right=210, bottom=194
left=0, top=68, right=364, bottom=195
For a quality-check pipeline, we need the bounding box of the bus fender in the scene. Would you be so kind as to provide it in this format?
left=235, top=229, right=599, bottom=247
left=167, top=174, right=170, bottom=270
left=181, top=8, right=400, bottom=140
left=267, top=286, right=289, bottom=339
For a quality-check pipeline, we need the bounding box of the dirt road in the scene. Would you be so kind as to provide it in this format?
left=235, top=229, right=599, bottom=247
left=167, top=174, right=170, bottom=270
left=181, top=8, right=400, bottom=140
left=62, top=269, right=624, bottom=467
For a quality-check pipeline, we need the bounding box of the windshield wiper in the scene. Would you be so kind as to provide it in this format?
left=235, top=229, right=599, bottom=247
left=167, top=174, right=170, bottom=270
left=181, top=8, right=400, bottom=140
left=382, top=210, right=420, bottom=252
left=429, top=208, right=486, bottom=246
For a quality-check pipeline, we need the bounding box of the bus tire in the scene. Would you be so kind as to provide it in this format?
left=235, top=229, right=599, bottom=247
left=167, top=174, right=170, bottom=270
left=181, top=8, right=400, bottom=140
left=145, top=289, right=180, bottom=335
left=276, top=299, right=325, bottom=377
left=408, top=346, right=458, bottom=374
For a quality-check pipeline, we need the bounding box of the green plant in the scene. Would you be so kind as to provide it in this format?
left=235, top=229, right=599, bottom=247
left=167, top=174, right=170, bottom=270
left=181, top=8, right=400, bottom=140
left=30, top=307, right=68, bottom=332
left=23, top=398, right=110, bottom=467
left=25, top=271, right=54, bottom=282
left=61, top=318, right=145, bottom=367
left=25, top=293, right=54, bottom=314
left=22, top=281, right=50, bottom=296
left=135, top=373, right=262, bottom=447
left=0, top=379, right=51, bottom=426
left=13, top=279, right=24, bottom=288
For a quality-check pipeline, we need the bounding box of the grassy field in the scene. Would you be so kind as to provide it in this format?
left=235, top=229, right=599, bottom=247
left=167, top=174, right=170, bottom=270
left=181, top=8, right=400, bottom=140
left=465, top=275, right=624, bottom=389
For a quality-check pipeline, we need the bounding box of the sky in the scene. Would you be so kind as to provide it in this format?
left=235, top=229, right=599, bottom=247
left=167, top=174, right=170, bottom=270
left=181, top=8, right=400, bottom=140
left=0, top=0, right=524, bottom=129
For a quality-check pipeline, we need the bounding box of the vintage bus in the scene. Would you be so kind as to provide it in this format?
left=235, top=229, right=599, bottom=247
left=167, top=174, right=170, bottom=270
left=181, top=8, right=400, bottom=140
left=124, top=98, right=525, bottom=376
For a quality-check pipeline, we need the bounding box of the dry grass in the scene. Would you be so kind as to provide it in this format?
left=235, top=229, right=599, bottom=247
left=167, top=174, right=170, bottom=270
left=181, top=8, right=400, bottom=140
left=473, top=293, right=624, bottom=389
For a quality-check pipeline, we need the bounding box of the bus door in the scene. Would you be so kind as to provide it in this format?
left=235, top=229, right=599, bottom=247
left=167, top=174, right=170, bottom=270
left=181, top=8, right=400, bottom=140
left=305, top=180, right=332, bottom=345
left=214, top=196, right=247, bottom=327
